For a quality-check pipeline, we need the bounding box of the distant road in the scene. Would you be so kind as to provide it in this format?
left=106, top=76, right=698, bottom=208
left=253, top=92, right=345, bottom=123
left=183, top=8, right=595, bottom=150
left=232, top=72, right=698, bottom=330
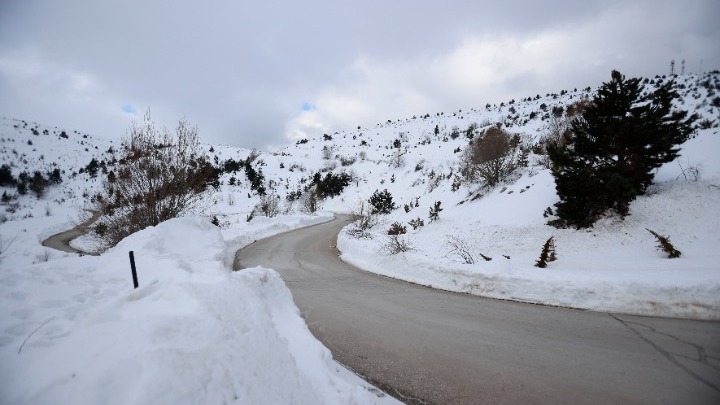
left=42, top=210, right=100, bottom=254
left=234, top=215, right=720, bottom=405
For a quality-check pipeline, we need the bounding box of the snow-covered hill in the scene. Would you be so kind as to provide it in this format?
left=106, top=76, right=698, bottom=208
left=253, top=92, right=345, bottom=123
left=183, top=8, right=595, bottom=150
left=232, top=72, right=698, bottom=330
left=1, top=71, right=719, bottom=403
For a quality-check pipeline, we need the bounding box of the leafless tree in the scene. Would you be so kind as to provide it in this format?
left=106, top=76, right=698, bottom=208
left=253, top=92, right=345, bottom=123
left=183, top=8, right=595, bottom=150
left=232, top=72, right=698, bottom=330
left=92, top=111, right=216, bottom=247
left=462, top=127, right=518, bottom=186
left=300, top=189, right=320, bottom=214
left=257, top=193, right=280, bottom=217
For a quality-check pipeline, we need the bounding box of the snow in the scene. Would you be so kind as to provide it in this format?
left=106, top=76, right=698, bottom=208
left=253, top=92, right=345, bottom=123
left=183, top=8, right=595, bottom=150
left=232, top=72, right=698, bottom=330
left=1, top=72, right=719, bottom=402
left=1, top=214, right=398, bottom=404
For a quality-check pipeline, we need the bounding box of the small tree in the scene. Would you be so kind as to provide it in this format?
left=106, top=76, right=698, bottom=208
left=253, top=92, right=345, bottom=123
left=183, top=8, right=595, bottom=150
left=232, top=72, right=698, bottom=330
left=29, top=172, right=49, bottom=198
left=369, top=189, right=395, bottom=214
left=535, top=237, right=557, bottom=268
left=428, top=201, right=442, bottom=222
left=0, top=165, right=15, bottom=186
left=646, top=229, right=681, bottom=258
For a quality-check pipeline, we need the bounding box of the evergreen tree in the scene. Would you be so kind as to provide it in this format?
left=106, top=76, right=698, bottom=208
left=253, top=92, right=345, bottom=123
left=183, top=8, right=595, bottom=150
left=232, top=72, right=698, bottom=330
left=548, top=70, right=696, bottom=228
left=369, top=189, right=396, bottom=214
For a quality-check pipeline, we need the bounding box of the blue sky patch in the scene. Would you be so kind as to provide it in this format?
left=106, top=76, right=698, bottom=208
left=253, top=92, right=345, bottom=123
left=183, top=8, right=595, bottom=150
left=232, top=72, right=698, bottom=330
left=301, top=102, right=315, bottom=112
left=122, top=104, right=136, bottom=114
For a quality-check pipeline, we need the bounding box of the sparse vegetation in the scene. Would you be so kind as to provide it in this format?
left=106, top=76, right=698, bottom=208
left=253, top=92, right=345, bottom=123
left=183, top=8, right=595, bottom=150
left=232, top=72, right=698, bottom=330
left=646, top=229, right=681, bottom=258
left=383, top=234, right=412, bottom=254
left=428, top=201, right=442, bottom=222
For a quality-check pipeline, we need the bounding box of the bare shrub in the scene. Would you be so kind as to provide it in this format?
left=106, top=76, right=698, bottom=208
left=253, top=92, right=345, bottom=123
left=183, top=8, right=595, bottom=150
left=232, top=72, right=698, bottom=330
left=445, top=235, right=474, bottom=264
left=347, top=201, right=376, bottom=239
left=300, top=189, right=320, bottom=214
left=339, top=155, right=357, bottom=166
left=389, top=149, right=405, bottom=168
left=462, top=127, right=518, bottom=186
left=383, top=234, right=412, bottom=254
left=257, top=193, right=280, bottom=217
left=92, top=112, right=217, bottom=247
left=34, top=249, right=52, bottom=263
left=677, top=160, right=701, bottom=182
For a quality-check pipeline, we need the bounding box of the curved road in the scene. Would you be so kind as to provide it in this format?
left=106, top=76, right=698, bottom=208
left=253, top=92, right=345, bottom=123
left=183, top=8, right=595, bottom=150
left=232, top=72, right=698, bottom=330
left=235, top=216, right=720, bottom=405
left=42, top=210, right=100, bottom=255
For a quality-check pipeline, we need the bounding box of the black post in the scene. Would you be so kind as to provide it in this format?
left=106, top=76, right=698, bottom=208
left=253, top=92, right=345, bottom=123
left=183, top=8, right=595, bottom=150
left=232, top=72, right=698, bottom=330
left=129, top=251, right=139, bottom=289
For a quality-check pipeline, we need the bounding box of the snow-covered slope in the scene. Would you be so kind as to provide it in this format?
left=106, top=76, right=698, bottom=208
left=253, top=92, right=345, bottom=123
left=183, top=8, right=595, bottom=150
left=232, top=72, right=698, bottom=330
left=0, top=71, right=719, bottom=403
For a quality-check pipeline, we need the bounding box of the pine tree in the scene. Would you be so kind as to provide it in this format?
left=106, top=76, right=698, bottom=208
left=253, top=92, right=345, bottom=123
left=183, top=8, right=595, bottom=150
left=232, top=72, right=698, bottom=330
left=548, top=70, right=696, bottom=228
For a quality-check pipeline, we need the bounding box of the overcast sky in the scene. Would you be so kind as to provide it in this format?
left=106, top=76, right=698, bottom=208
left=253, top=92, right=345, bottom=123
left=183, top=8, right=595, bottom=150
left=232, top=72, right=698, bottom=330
left=1, top=0, right=718, bottom=149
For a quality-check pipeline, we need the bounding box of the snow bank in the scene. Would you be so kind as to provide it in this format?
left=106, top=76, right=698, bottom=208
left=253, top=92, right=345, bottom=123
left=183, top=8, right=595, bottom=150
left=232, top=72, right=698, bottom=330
left=338, top=133, right=720, bottom=320
left=0, top=215, right=396, bottom=404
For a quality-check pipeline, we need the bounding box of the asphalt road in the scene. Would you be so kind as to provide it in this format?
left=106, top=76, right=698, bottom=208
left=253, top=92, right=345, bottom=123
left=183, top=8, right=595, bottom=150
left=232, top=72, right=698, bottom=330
left=41, top=210, right=100, bottom=255
left=234, top=215, right=720, bottom=405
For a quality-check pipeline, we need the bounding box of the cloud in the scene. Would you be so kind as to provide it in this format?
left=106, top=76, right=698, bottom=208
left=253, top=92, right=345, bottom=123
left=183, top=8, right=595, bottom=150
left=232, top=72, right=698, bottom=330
left=285, top=1, right=720, bottom=141
left=1, top=0, right=718, bottom=148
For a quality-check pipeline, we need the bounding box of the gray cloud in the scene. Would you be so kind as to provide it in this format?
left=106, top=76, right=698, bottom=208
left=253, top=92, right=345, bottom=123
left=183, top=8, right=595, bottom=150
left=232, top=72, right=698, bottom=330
left=1, top=0, right=718, bottom=149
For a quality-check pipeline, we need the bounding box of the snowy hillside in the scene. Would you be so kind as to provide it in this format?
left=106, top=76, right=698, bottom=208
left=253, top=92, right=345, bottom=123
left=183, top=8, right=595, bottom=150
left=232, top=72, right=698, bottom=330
left=1, top=71, right=719, bottom=403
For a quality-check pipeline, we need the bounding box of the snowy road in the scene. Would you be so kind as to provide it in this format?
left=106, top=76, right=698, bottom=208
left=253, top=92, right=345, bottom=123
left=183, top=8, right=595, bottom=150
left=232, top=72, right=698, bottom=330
left=234, top=215, right=720, bottom=405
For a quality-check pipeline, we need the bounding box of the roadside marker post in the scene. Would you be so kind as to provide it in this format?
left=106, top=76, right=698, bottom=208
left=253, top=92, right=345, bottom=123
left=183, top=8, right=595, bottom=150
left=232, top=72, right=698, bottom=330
left=129, top=251, right=139, bottom=289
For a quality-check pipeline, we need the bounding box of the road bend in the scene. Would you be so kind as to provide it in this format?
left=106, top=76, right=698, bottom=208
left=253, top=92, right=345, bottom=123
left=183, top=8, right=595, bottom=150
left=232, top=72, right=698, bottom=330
left=234, top=215, right=720, bottom=405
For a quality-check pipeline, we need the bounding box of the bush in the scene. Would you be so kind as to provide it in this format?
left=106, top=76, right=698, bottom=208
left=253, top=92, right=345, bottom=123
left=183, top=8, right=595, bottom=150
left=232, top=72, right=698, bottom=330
left=92, top=112, right=216, bottom=247
left=445, top=235, right=475, bottom=264
left=313, top=171, right=351, bottom=199
left=387, top=222, right=407, bottom=235
left=346, top=201, right=376, bottom=239
left=369, top=189, right=395, bottom=214
left=300, top=190, right=320, bottom=214
left=548, top=70, right=696, bottom=228
left=428, top=201, right=442, bottom=222
left=383, top=235, right=412, bottom=254
left=29, top=171, right=49, bottom=198
left=257, top=193, right=280, bottom=217
left=461, top=127, right=518, bottom=186
left=408, top=217, right=424, bottom=230
left=0, top=165, right=15, bottom=186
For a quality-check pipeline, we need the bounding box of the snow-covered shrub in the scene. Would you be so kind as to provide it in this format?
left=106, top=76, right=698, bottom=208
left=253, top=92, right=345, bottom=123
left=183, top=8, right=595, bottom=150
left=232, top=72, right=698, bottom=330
left=428, top=201, right=442, bottom=222
left=387, top=222, right=406, bottom=235
left=408, top=217, right=424, bottom=230
left=383, top=234, right=412, bottom=254
left=256, top=193, right=280, bottom=218
left=300, top=190, right=320, bottom=214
